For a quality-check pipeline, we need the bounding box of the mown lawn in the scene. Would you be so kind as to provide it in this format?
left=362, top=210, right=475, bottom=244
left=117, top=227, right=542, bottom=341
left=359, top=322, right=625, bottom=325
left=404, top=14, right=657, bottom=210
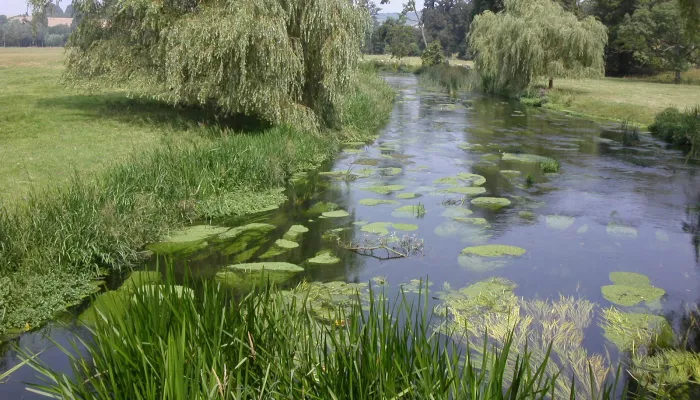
left=0, top=48, right=200, bottom=202
left=545, top=77, right=700, bottom=126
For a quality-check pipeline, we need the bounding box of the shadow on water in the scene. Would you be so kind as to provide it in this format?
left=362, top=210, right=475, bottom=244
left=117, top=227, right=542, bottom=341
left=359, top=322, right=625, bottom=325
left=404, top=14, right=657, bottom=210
left=35, top=94, right=272, bottom=134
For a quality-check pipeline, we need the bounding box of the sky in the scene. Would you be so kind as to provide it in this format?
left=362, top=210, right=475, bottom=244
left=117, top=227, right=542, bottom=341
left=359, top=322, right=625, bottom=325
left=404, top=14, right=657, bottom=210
left=0, top=0, right=404, bottom=17
left=1, top=0, right=31, bottom=17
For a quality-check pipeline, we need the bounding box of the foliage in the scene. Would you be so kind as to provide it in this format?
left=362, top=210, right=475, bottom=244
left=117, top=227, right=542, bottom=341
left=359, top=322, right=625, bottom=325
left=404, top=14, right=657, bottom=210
left=421, top=40, right=446, bottom=68
left=469, top=0, right=607, bottom=94
left=649, top=106, right=700, bottom=157
left=421, top=0, right=471, bottom=57
left=617, top=0, right=700, bottom=83
left=32, top=0, right=370, bottom=129
left=387, top=20, right=420, bottom=60
left=540, top=159, right=561, bottom=173
left=23, top=274, right=620, bottom=399
left=419, top=64, right=472, bottom=94
left=0, top=70, right=393, bottom=336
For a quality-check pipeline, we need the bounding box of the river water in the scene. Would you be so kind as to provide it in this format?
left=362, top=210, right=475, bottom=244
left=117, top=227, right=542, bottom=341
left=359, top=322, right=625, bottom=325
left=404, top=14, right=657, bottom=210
left=2, top=74, right=699, bottom=397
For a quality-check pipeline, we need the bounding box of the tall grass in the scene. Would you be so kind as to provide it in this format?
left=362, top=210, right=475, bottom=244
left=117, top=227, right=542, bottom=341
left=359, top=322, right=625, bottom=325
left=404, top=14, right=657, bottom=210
left=418, top=64, right=473, bottom=95
left=0, top=71, right=394, bottom=336
left=23, top=275, right=620, bottom=399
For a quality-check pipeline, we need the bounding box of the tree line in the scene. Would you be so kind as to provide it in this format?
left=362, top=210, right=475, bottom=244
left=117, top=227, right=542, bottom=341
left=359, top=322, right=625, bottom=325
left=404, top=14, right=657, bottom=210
left=366, top=0, right=699, bottom=82
left=0, top=3, right=74, bottom=47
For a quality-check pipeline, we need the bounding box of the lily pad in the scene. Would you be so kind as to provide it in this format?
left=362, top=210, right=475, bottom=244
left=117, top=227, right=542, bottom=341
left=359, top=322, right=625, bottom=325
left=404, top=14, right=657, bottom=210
left=471, top=197, right=511, bottom=209
left=353, top=220, right=369, bottom=226
left=321, top=210, right=350, bottom=218
left=391, top=205, right=425, bottom=218
left=461, top=245, right=526, bottom=257
left=216, top=262, right=304, bottom=290
left=518, top=211, right=536, bottom=220
left=392, top=223, right=419, bottom=231
left=379, top=167, right=403, bottom=176
left=607, top=222, right=638, bottom=239
left=442, top=207, right=474, bottom=218
left=502, top=153, right=557, bottom=164
left=396, top=192, right=420, bottom=199
left=146, top=225, right=230, bottom=255
left=434, top=177, right=460, bottom=185
left=364, top=185, right=406, bottom=195
left=610, top=272, right=652, bottom=287
left=307, top=250, right=341, bottom=265
left=434, top=221, right=473, bottom=238
left=457, top=173, right=486, bottom=186
left=545, top=215, right=575, bottom=230
left=359, top=199, right=400, bottom=206
left=361, top=222, right=391, bottom=236
left=601, top=285, right=665, bottom=307
left=306, top=202, right=338, bottom=217
left=453, top=217, right=490, bottom=226
left=283, top=225, right=309, bottom=241
left=576, top=224, right=589, bottom=234
left=217, top=224, right=276, bottom=256
left=442, top=186, right=487, bottom=195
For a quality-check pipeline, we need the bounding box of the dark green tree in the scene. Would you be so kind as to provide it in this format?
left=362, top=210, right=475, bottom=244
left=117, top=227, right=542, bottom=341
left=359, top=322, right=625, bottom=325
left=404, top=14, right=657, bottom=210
left=589, top=0, right=642, bottom=75
left=387, top=20, right=419, bottom=60
left=617, top=0, right=699, bottom=83
left=421, top=40, right=446, bottom=67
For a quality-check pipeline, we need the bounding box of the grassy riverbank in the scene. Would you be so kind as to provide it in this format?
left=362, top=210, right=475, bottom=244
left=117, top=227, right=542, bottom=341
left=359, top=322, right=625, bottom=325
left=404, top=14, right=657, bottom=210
left=539, top=78, right=700, bottom=127
left=0, top=49, right=394, bottom=337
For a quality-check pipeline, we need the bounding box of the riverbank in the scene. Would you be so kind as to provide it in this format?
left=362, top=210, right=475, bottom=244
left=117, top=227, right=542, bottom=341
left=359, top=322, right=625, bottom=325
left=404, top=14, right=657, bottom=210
left=0, top=49, right=394, bottom=337
left=539, top=77, right=700, bottom=127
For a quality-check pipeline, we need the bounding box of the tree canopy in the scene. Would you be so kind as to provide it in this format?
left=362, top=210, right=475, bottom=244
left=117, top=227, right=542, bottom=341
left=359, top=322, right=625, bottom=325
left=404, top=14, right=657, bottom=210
left=469, top=0, right=608, bottom=93
left=618, top=0, right=699, bottom=83
left=30, top=0, right=370, bottom=129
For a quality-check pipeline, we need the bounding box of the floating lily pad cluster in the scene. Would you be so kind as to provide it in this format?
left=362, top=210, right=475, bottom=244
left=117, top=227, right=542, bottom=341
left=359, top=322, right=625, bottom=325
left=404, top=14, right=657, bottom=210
left=307, top=250, right=341, bottom=265
left=359, top=199, right=400, bottom=206
left=280, top=281, right=371, bottom=322
left=545, top=215, right=575, bottom=230
left=471, top=197, right=511, bottom=210
left=305, top=201, right=338, bottom=217
left=601, top=272, right=665, bottom=307
left=363, top=185, right=405, bottom=195
left=606, top=222, right=638, bottom=239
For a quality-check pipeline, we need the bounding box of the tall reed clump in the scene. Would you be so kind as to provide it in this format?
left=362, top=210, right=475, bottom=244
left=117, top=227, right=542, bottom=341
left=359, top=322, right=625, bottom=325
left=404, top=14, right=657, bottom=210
left=649, top=106, right=700, bottom=158
left=0, top=71, right=393, bottom=337
left=24, top=276, right=607, bottom=399
left=418, top=64, right=473, bottom=96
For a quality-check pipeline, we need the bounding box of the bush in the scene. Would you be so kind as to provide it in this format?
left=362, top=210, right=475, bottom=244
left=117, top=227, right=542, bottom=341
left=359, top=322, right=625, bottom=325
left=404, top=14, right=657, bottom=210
left=421, top=40, right=446, bottom=68
left=418, top=64, right=472, bottom=95
left=44, top=34, right=66, bottom=47
left=649, top=107, right=700, bottom=152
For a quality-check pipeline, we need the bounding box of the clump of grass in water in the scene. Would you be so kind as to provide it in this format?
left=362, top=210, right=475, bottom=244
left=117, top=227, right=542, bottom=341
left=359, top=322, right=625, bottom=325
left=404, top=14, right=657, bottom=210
left=22, top=271, right=625, bottom=399
left=540, top=160, right=560, bottom=173
left=620, top=119, right=641, bottom=147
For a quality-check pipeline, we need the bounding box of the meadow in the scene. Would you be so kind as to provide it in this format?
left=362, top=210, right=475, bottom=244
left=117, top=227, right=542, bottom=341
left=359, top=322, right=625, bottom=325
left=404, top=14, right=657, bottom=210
left=543, top=76, right=700, bottom=126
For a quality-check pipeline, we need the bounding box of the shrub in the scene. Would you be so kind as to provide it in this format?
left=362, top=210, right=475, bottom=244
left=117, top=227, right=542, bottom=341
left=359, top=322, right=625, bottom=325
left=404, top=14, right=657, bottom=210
left=421, top=40, right=446, bottom=68
left=650, top=106, right=700, bottom=157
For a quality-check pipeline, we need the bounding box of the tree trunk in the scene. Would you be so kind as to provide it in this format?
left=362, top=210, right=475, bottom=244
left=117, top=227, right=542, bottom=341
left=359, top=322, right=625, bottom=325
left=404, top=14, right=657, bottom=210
left=414, top=9, right=428, bottom=48
left=675, top=70, right=681, bottom=84
left=548, top=78, right=553, bottom=89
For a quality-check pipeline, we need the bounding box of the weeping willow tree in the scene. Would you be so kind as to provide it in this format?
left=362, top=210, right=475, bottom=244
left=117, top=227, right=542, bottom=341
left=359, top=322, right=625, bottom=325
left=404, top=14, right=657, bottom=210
left=468, top=0, right=607, bottom=94
left=29, top=0, right=370, bottom=128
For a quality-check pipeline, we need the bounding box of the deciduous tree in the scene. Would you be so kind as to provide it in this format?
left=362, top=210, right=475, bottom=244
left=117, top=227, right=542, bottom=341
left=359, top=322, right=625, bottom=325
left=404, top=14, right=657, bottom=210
left=469, top=0, right=607, bottom=93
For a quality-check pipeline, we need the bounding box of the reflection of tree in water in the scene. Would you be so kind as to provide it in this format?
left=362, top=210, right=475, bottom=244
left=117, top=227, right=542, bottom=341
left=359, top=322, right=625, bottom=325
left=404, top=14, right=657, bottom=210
left=682, top=197, right=700, bottom=264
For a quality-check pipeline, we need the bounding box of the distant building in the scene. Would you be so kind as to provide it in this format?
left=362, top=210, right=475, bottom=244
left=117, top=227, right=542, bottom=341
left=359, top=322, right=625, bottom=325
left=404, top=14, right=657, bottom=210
left=8, top=15, right=73, bottom=27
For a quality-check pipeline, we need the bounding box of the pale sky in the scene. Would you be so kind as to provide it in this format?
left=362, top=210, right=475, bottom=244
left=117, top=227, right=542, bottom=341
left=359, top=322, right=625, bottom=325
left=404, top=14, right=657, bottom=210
left=0, top=0, right=405, bottom=17
left=0, top=0, right=31, bottom=17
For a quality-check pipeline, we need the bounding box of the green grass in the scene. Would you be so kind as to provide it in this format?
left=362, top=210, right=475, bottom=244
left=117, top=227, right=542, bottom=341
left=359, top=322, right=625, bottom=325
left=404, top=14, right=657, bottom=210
left=22, top=274, right=621, bottom=399
left=362, top=54, right=473, bottom=68
left=541, top=77, right=700, bottom=126
left=628, top=68, right=700, bottom=86
left=0, top=49, right=394, bottom=337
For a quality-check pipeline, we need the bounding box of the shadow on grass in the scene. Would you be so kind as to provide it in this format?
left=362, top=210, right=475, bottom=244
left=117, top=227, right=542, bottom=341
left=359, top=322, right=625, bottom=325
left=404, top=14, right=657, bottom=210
left=36, top=93, right=272, bottom=134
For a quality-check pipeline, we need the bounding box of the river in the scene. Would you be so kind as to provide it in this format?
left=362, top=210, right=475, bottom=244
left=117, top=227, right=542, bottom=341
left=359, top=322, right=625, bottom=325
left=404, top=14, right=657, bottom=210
left=1, top=74, right=699, bottom=398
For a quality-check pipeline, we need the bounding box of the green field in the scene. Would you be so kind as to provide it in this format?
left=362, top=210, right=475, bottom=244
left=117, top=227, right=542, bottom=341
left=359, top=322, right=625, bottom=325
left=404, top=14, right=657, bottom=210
left=0, top=48, right=206, bottom=202
left=543, top=76, right=700, bottom=126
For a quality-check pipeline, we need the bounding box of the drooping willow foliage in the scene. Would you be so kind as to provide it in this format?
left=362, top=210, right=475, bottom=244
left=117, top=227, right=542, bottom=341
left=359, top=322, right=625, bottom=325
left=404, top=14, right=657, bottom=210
left=30, top=0, right=370, bottom=128
left=468, top=0, right=608, bottom=94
